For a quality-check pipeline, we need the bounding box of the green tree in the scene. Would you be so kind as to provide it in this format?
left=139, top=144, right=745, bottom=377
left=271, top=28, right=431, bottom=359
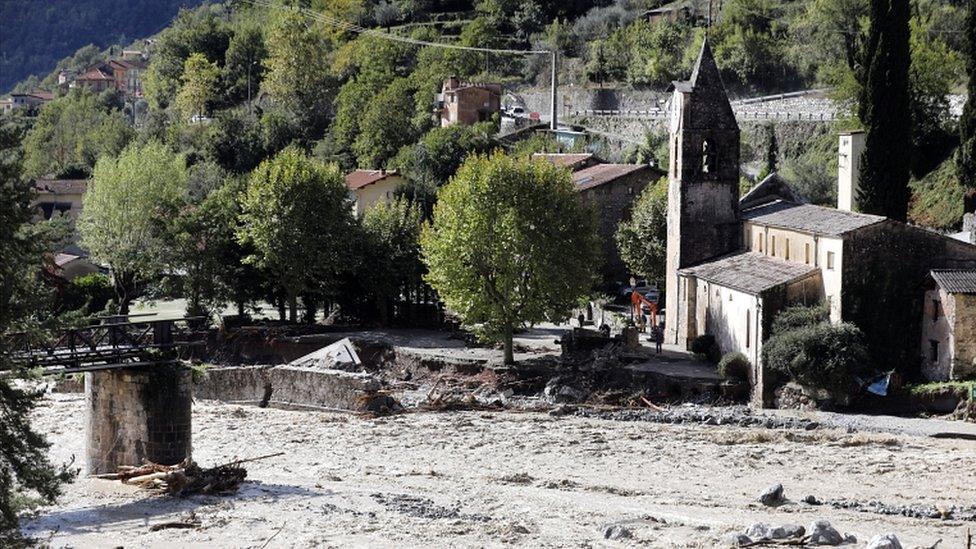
left=393, top=122, right=495, bottom=186
left=78, top=141, right=188, bottom=314
left=421, top=153, right=599, bottom=364
left=0, top=112, right=73, bottom=546
left=142, top=5, right=232, bottom=110
left=353, top=78, right=418, bottom=168
left=857, top=0, right=912, bottom=221
left=758, top=123, right=779, bottom=181
left=359, top=199, right=425, bottom=323
left=614, top=178, right=667, bottom=284
left=205, top=108, right=265, bottom=174
left=262, top=12, right=336, bottom=138
left=959, top=0, right=976, bottom=190
left=22, top=89, right=134, bottom=179
left=237, top=147, right=355, bottom=322
left=222, top=24, right=267, bottom=106
left=175, top=52, right=220, bottom=121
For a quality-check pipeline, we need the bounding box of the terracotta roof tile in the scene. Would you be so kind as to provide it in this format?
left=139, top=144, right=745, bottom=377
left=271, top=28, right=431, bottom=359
left=678, top=252, right=819, bottom=295
left=572, top=164, right=653, bottom=191
left=345, top=170, right=400, bottom=191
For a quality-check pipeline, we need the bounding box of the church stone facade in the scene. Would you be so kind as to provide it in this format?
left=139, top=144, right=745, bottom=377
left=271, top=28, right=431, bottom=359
left=664, top=41, right=976, bottom=406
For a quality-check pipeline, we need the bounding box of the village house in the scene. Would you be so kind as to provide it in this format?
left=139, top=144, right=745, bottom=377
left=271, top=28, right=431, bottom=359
left=33, top=177, right=88, bottom=223
left=534, top=153, right=663, bottom=282
left=70, top=64, right=117, bottom=93
left=921, top=270, right=976, bottom=381
left=0, top=89, right=55, bottom=115
left=664, top=40, right=976, bottom=406
left=108, top=57, right=148, bottom=96
left=435, top=77, right=502, bottom=127
left=344, top=169, right=408, bottom=217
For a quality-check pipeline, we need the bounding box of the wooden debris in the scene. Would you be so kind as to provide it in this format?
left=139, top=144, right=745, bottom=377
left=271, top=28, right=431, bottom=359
left=101, top=452, right=284, bottom=496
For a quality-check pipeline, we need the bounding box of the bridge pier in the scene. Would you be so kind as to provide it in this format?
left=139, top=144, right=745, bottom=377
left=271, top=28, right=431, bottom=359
left=85, top=363, right=192, bottom=475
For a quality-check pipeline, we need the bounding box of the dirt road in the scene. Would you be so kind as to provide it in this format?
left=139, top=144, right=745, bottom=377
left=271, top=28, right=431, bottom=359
left=23, top=394, right=976, bottom=548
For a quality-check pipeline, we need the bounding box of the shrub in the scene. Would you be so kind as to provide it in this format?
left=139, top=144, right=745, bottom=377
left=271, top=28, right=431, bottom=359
left=690, top=334, right=720, bottom=363
left=718, top=352, right=751, bottom=382
left=770, top=302, right=829, bottom=335
left=763, top=321, right=872, bottom=397
left=60, top=273, right=113, bottom=314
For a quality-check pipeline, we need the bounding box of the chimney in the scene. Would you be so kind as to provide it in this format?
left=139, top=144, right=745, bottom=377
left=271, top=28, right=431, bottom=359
left=964, top=212, right=976, bottom=244
left=837, top=130, right=865, bottom=212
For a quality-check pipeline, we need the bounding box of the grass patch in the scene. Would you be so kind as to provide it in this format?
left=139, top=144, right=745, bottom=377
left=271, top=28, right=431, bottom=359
left=906, top=380, right=975, bottom=399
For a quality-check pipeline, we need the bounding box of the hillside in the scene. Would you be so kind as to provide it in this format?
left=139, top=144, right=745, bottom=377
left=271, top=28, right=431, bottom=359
left=0, top=0, right=203, bottom=93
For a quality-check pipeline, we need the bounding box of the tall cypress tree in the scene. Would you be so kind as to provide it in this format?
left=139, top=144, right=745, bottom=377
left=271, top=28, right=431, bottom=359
left=857, top=0, right=912, bottom=221
left=958, top=0, right=976, bottom=195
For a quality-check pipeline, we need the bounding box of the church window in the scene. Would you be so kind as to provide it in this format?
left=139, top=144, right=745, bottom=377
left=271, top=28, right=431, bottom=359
left=929, top=340, right=939, bottom=362
left=757, top=235, right=763, bottom=253
left=932, top=299, right=941, bottom=321
left=826, top=251, right=835, bottom=270
left=805, top=243, right=811, bottom=264
left=771, top=236, right=777, bottom=257
left=785, top=238, right=791, bottom=260
left=701, top=139, right=716, bottom=173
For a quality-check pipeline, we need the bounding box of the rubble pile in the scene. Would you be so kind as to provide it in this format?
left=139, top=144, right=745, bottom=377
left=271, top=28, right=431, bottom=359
left=95, top=452, right=283, bottom=496
left=574, top=404, right=822, bottom=431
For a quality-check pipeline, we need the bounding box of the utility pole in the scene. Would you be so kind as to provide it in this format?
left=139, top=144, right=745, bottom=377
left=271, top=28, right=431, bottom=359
left=550, top=50, right=558, bottom=130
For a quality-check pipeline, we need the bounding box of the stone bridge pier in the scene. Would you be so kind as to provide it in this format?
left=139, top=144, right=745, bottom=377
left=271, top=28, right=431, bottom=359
left=85, top=363, right=192, bottom=475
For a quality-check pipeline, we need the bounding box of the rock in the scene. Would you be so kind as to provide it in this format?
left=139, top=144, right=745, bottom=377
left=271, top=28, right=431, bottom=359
left=803, top=494, right=822, bottom=505
left=865, top=533, right=903, bottom=549
left=548, top=404, right=577, bottom=417
left=603, top=524, right=633, bottom=540
left=726, top=533, right=752, bottom=546
left=808, top=520, right=844, bottom=545
left=544, top=377, right=587, bottom=403
left=759, top=483, right=785, bottom=506
left=842, top=533, right=857, bottom=544
left=745, top=523, right=804, bottom=541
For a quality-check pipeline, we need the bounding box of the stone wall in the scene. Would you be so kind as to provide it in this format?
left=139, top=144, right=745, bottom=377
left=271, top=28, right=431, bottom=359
left=85, top=364, right=192, bottom=474
left=952, top=293, right=976, bottom=380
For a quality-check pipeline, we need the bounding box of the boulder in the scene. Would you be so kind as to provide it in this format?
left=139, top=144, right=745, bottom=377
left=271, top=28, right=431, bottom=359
left=759, top=483, right=785, bottom=506
left=865, top=533, right=903, bottom=549
left=807, top=520, right=844, bottom=545
left=726, top=533, right=752, bottom=546
left=603, top=524, right=633, bottom=540
left=288, top=338, right=361, bottom=370
left=744, top=522, right=804, bottom=541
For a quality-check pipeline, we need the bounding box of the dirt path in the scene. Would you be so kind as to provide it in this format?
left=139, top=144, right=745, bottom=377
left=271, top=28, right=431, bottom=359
left=23, top=394, right=976, bottom=548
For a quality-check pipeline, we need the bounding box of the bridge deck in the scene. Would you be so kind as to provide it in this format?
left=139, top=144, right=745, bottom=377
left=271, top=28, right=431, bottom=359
left=3, top=317, right=206, bottom=376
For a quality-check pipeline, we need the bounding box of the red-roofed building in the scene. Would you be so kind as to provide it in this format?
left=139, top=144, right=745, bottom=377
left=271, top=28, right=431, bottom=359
left=1, top=89, right=55, bottom=115
left=108, top=58, right=148, bottom=96
left=344, top=169, right=408, bottom=217
left=435, top=77, right=502, bottom=127
left=71, top=64, right=116, bottom=93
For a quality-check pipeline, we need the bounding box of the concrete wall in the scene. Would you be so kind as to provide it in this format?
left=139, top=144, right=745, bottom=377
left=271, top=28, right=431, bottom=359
left=353, top=175, right=407, bottom=217
left=85, top=364, right=192, bottom=474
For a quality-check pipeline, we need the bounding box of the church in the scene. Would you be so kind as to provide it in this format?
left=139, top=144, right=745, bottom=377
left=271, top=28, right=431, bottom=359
left=663, top=41, right=976, bottom=406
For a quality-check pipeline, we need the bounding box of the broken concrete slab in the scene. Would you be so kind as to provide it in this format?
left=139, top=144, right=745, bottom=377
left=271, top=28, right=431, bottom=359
left=288, top=337, right=361, bottom=371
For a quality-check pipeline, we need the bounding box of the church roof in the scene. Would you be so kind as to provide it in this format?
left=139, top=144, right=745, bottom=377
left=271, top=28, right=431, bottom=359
left=930, top=269, right=976, bottom=294
left=678, top=252, right=819, bottom=295
left=739, top=172, right=806, bottom=210
left=742, top=200, right=885, bottom=236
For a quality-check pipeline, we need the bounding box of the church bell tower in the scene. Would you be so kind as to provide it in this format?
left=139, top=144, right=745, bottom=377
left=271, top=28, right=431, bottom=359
left=664, top=39, right=742, bottom=346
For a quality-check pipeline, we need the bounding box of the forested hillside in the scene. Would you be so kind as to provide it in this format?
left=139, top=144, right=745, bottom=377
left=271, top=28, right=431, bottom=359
left=0, top=0, right=203, bottom=92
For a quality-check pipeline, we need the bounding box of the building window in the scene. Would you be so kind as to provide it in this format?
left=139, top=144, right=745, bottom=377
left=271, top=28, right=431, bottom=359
left=758, top=235, right=763, bottom=253
left=826, top=251, right=835, bottom=270
left=745, top=309, right=751, bottom=348
left=804, top=243, right=810, bottom=264
left=932, top=299, right=941, bottom=321
left=785, top=238, right=791, bottom=260
left=771, top=236, right=777, bottom=257
left=930, top=340, right=939, bottom=362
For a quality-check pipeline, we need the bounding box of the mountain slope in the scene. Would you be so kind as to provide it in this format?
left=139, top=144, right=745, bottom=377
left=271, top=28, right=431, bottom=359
left=0, top=0, right=203, bottom=93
